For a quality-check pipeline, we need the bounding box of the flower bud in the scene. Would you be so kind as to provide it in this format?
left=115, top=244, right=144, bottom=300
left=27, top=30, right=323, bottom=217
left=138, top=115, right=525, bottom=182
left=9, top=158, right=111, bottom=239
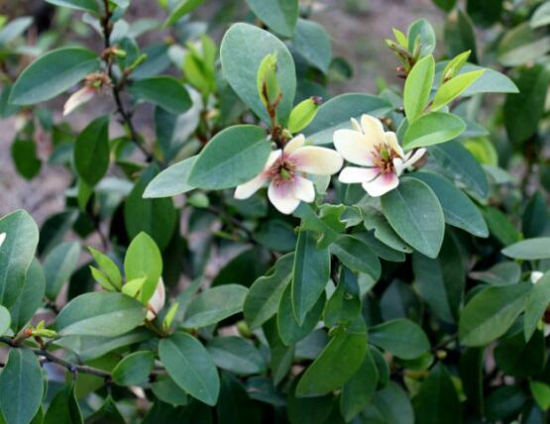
left=257, top=53, right=281, bottom=108
left=147, top=278, right=166, bottom=321
left=287, top=97, right=321, bottom=133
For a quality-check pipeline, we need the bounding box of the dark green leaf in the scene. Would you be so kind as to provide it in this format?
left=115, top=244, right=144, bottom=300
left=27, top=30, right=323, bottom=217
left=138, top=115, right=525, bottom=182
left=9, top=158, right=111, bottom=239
left=502, top=238, right=550, bottom=260
left=112, top=351, right=155, bottom=386
left=524, top=271, right=550, bottom=341
left=207, top=337, right=265, bottom=375
left=44, top=241, right=80, bottom=301
left=129, top=76, right=191, bottom=115
left=292, top=19, right=331, bottom=73
left=143, top=156, right=197, bottom=198
left=45, top=0, right=99, bottom=14
left=44, top=385, right=82, bottom=424
left=11, top=139, right=41, bottom=180
left=74, top=116, right=110, bottom=187
left=246, top=0, right=298, bottom=37
left=369, top=318, right=431, bottom=359
left=164, top=0, right=206, bottom=27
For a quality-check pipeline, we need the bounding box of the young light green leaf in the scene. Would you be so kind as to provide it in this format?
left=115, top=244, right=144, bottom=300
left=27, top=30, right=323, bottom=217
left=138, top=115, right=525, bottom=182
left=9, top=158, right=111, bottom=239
left=122, top=277, right=146, bottom=298
left=164, top=0, right=205, bottom=27
left=441, top=50, right=471, bottom=82
left=431, top=70, right=485, bottom=111
left=124, top=232, right=163, bottom=303
left=403, top=112, right=466, bottom=150
left=288, top=97, right=320, bottom=133
left=403, top=54, right=435, bottom=123
left=88, top=247, right=122, bottom=290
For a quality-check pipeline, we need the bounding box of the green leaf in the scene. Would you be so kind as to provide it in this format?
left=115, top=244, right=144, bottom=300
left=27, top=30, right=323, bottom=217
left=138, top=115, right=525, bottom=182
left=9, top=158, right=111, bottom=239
left=84, top=397, right=125, bottom=424
left=143, top=156, right=197, bottom=198
left=287, top=382, right=333, bottom=424
left=183, top=284, right=248, bottom=328
left=45, top=0, right=99, bottom=14
left=0, top=347, right=44, bottom=424
left=54, top=292, right=146, bottom=336
left=444, top=9, right=478, bottom=63
left=88, top=247, right=122, bottom=291
left=44, top=241, right=80, bottom=301
left=11, top=139, right=41, bottom=180
left=9, top=259, right=45, bottom=332
left=340, top=348, right=378, bottom=422
left=245, top=0, right=298, bottom=37
left=497, top=22, right=550, bottom=67
left=403, top=112, right=465, bottom=150
left=524, top=271, right=550, bottom=341
left=403, top=55, right=434, bottom=123
left=124, top=167, right=177, bottom=251
left=364, top=382, right=414, bottom=424
left=0, top=305, right=10, bottom=335
left=459, top=284, right=532, bottom=347
left=531, top=1, right=550, bottom=28
left=124, top=232, right=163, bottom=303
left=429, top=141, right=489, bottom=199
left=187, top=125, right=271, bottom=190
left=413, top=363, right=461, bottom=424
left=292, top=230, right=330, bottom=325
left=164, top=0, right=206, bottom=27
left=244, top=253, right=293, bottom=329
left=432, top=70, right=484, bottom=111
left=530, top=381, right=550, bottom=411
left=207, top=336, right=266, bottom=375
left=459, top=347, right=484, bottom=415
left=292, top=19, right=331, bottom=73
left=407, top=19, right=436, bottom=56
left=9, top=47, right=100, bottom=105
left=112, top=351, right=155, bottom=386
left=411, top=172, right=488, bottom=237
left=435, top=62, right=518, bottom=95
left=0, top=17, right=33, bottom=45
left=502, top=238, right=550, bottom=260
left=0, top=210, right=39, bottom=307
left=330, top=235, right=381, bottom=279
left=323, top=268, right=361, bottom=328
left=304, top=93, right=392, bottom=145
left=159, top=332, right=220, bottom=406
left=151, top=375, right=188, bottom=407
left=503, top=64, right=550, bottom=145
left=432, top=0, right=456, bottom=12
left=362, top=206, right=413, bottom=253
left=220, top=23, right=296, bottom=123
left=44, top=385, right=82, bottom=424
left=494, top=330, right=545, bottom=377
left=296, top=317, right=367, bottom=396
left=129, top=76, right=191, bottom=115
left=381, top=178, right=445, bottom=258
left=369, top=318, right=431, bottom=359
left=74, top=116, right=110, bottom=187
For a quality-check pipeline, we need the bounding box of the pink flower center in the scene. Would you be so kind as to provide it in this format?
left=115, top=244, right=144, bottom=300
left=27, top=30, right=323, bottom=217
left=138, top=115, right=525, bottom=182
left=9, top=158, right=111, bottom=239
left=267, top=155, right=298, bottom=186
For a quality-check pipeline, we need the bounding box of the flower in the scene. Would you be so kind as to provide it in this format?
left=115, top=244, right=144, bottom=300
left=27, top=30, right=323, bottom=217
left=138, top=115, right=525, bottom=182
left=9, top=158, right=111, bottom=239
left=63, top=86, right=96, bottom=116
left=146, top=278, right=166, bottom=321
left=234, top=134, right=343, bottom=214
left=333, top=114, right=426, bottom=197
left=0, top=233, right=5, bottom=249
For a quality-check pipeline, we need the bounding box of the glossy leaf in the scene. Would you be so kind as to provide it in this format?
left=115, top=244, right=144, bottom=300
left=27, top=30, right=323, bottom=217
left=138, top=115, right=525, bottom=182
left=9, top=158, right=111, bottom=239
left=502, top=238, right=550, bottom=260
left=292, top=19, right=331, bottom=73
left=524, top=271, right=550, bottom=341
left=124, top=232, right=163, bottom=303
left=403, top=112, right=466, bottom=150
left=74, top=116, right=110, bottom=187
left=330, top=235, right=381, bottom=279
left=129, top=76, right=191, bottom=115
left=112, top=351, right=155, bottom=386
left=143, top=156, right=197, bottom=198
left=370, top=319, right=430, bottom=359
left=207, top=337, right=266, bottom=375
left=403, top=55, right=434, bottom=123
left=43, top=241, right=80, bottom=300
left=246, top=0, right=298, bottom=37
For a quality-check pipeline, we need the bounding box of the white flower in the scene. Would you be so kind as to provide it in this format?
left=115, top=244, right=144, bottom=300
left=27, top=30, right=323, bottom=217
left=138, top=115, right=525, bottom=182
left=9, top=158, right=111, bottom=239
left=333, top=114, right=426, bottom=197
left=234, top=134, right=343, bottom=215
left=0, top=233, right=6, bottom=249
left=63, top=86, right=96, bottom=116
left=531, top=271, right=544, bottom=285
left=146, top=278, right=166, bottom=321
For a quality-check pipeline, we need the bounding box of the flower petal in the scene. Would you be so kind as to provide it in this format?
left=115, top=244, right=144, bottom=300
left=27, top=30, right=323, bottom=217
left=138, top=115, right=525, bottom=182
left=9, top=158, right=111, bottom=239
left=333, top=129, right=374, bottom=166
left=384, top=131, right=404, bottom=158
left=0, top=233, right=6, bottom=249
left=339, top=166, right=380, bottom=184
left=234, top=173, right=268, bottom=199
left=362, top=172, right=400, bottom=197
left=147, top=278, right=166, bottom=321
left=360, top=114, right=386, bottom=147
left=402, top=148, right=426, bottom=170
left=63, top=87, right=95, bottom=116
left=265, top=149, right=283, bottom=170
left=268, top=181, right=301, bottom=215
left=292, top=176, right=315, bottom=203
left=351, top=117, right=362, bottom=133
left=291, top=146, right=343, bottom=175
left=284, top=134, right=306, bottom=155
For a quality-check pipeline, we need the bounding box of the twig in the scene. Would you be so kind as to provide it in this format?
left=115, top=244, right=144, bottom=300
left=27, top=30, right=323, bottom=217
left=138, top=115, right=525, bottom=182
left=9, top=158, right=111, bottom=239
left=431, top=333, right=459, bottom=352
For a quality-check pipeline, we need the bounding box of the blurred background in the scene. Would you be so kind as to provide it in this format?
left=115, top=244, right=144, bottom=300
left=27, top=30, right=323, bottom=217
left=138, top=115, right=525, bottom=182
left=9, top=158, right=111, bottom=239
left=0, top=0, right=447, bottom=221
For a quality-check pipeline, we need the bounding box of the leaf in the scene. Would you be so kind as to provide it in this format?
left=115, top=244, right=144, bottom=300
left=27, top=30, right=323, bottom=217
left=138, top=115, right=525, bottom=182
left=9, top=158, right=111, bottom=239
left=502, top=238, right=550, bottom=260
left=124, top=232, right=163, bottom=303
left=183, top=284, right=248, bottom=328
left=9, top=47, right=100, bottom=105
left=435, top=62, right=518, bottom=95
left=407, top=19, right=436, bottom=56
left=503, top=64, right=550, bottom=145
left=220, top=23, right=296, bottom=123
left=246, top=0, right=298, bottom=37
left=432, top=70, right=484, bottom=111
left=187, top=125, right=271, bottom=190
left=459, top=284, right=532, bottom=347
left=444, top=9, right=478, bottom=63
left=494, top=330, right=545, bottom=377
left=164, top=0, right=206, bottom=27
left=530, top=381, right=550, bottom=411
left=151, top=375, right=188, bottom=407
left=0, top=305, right=10, bottom=335
left=54, top=292, right=146, bottom=337
left=292, top=230, right=330, bottom=325
left=74, top=116, right=110, bottom=187
left=0, top=347, right=44, bottom=424
left=403, top=55, right=434, bottom=123
left=243, top=253, right=293, bottom=329
left=292, top=19, right=331, bottom=73
left=304, top=93, right=392, bottom=145
left=44, top=241, right=80, bottom=301
left=143, top=156, right=197, bottom=198
left=0, top=17, right=33, bottom=45
left=44, top=385, right=82, bottom=424
left=159, top=332, right=220, bottom=406
left=531, top=1, right=550, bottom=28
left=362, top=206, right=413, bottom=253
left=11, top=139, right=41, bottom=180
left=88, top=247, right=122, bottom=291
left=329, top=235, right=381, bottom=279
left=296, top=317, right=367, bottom=396
left=411, top=172, right=488, bottom=237
left=381, top=178, right=445, bottom=259
left=207, top=336, right=266, bottom=375
left=403, top=112, right=466, bottom=150
left=124, top=166, right=177, bottom=251
left=524, top=271, right=550, bottom=341
left=45, top=0, right=99, bottom=14
left=8, top=259, right=45, bottom=332
left=323, top=268, right=361, bottom=328
left=364, top=382, right=414, bottom=424
left=129, top=76, right=191, bottom=115
left=497, top=22, right=550, bottom=67
left=369, top=318, right=431, bottom=359
left=112, top=351, right=155, bottom=386
left=429, top=141, right=489, bottom=199
left=413, top=363, right=461, bottom=424
left=85, top=397, right=125, bottom=424
left=0, top=210, right=39, bottom=307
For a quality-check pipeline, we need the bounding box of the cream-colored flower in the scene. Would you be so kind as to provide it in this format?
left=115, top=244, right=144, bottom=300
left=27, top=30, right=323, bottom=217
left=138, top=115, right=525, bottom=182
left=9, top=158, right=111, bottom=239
left=235, top=134, right=343, bottom=215
left=63, top=86, right=96, bottom=116
left=0, top=233, right=6, bottom=249
left=146, top=278, right=166, bottom=321
left=333, top=115, right=426, bottom=197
